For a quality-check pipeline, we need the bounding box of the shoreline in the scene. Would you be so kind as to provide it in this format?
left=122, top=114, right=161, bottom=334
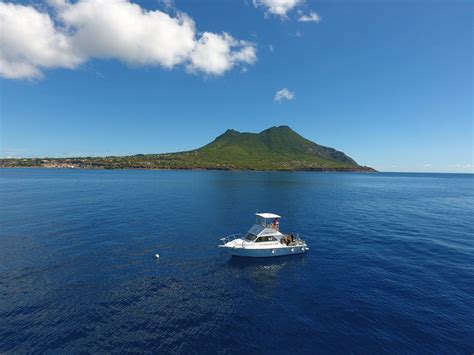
left=0, top=165, right=377, bottom=173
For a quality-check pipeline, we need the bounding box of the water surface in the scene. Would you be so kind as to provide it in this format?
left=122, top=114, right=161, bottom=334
left=0, top=169, right=473, bottom=353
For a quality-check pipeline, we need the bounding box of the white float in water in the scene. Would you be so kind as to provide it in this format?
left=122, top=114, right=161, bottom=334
left=155, top=253, right=160, bottom=259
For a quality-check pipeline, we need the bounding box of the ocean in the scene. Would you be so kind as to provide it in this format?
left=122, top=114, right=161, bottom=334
left=0, top=169, right=472, bottom=353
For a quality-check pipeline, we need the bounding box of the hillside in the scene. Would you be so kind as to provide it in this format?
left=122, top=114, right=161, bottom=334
left=0, top=126, right=375, bottom=171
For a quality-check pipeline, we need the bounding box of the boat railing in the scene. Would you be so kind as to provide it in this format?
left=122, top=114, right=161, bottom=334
left=220, top=233, right=242, bottom=245
left=295, top=234, right=306, bottom=245
left=282, top=233, right=306, bottom=246
left=264, top=223, right=279, bottom=231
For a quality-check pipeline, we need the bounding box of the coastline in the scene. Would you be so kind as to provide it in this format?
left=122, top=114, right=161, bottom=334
left=0, top=164, right=377, bottom=172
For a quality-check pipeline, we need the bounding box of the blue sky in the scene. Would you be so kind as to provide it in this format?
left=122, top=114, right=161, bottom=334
left=0, top=0, right=472, bottom=172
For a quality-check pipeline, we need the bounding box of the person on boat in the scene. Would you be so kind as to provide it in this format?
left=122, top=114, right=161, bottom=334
left=272, top=218, right=279, bottom=230
left=290, top=234, right=295, bottom=243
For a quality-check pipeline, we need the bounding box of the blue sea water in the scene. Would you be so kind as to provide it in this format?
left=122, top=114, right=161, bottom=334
left=0, top=169, right=473, bottom=353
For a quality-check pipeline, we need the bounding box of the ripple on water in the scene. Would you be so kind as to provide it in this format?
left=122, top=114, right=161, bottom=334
left=0, top=170, right=473, bottom=353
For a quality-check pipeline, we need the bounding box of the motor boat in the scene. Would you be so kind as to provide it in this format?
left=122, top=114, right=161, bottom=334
left=218, top=213, right=309, bottom=258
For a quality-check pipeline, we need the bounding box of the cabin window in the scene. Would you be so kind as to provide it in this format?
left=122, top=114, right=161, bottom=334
left=255, top=236, right=276, bottom=242
left=256, top=216, right=266, bottom=227
left=245, top=233, right=256, bottom=241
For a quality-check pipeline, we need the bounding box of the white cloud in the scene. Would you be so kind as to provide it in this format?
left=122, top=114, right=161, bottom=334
left=274, top=88, right=295, bottom=102
left=298, top=11, right=321, bottom=23
left=253, top=1, right=321, bottom=23
left=58, top=0, right=196, bottom=68
left=0, top=0, right=256, bottom=80
left=187, top=32, right=256, bottom=75
left=253, top=0, right=302, bottom=18
left=0, top=2, right=84, bottom=79
left=450, top=163, right=473, bottom=171
left=159, top=0, right=174, bottom=10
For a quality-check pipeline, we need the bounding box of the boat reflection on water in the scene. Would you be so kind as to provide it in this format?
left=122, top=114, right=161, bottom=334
left=228, top=253, right=307, bottom=270
left=226, top=254, right=308, bottom=292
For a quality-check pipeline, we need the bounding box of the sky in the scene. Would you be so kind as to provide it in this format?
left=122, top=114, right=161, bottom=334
left=0, top=0, right=472, bottom=173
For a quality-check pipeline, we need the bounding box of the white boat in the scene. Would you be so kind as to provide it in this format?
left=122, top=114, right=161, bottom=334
left=219, top=213, right=309, bottom=258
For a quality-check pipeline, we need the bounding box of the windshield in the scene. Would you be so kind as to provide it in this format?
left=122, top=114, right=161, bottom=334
left=245, top=233, right=256, bottom=241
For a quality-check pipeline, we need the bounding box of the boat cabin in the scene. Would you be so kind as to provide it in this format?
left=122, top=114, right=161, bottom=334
left=255, top=212, right=281, bottom=230
left=245, top=213, right=284, bottom=242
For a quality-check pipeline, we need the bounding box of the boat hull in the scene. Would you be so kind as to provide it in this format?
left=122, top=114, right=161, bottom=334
left=220, top=245, right=309, bottom=258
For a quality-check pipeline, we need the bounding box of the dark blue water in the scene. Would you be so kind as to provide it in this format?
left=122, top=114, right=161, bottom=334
left=0, top=169, right=473, bottom=353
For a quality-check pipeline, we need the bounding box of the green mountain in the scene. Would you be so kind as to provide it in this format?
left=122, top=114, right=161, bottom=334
left=0, top=126, right=375, bottom=171
left=185, top=126, right=364, bottom=170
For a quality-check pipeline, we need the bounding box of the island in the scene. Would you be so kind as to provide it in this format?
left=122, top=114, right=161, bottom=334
left=0, top=126, right=376, bottom=172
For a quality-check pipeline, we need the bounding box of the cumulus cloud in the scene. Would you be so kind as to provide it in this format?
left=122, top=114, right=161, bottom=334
left=159, top=0, right=174, bottom=10
left=188, top=32, right=256, bottom=75
left=0, top=0, right=256, bottom=80
left=274, top=88, right=295, bottom=102
left=57, top=0, right=197, bottom=68
left=298, top=11, right=321, bottom=23
left=253, top=0, right=302, bottom=18
left=253, top=1, right=321, bottom=23
left=0, top=2, right=84, bottom=79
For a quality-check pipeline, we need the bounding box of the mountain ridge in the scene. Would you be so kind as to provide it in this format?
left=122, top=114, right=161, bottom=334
left=0, top=126, right=376, bottom=172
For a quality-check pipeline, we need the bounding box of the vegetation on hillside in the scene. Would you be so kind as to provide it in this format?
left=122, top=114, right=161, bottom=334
left=0, top=126, right=376, bottom=172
